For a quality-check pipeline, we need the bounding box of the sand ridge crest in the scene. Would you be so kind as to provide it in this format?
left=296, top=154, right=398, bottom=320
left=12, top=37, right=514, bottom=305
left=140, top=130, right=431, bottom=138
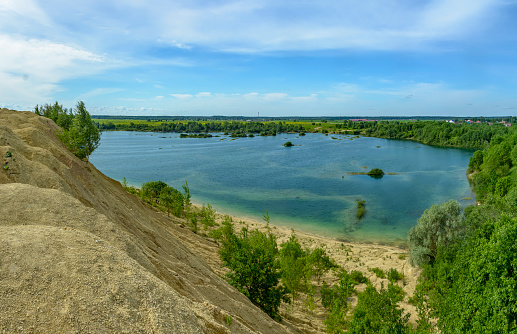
left=0, top=109, right=294, bottom=333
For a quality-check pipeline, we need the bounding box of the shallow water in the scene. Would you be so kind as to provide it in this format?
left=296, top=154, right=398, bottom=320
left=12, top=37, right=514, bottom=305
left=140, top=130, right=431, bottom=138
left=90, top=132, right=475, bottom=245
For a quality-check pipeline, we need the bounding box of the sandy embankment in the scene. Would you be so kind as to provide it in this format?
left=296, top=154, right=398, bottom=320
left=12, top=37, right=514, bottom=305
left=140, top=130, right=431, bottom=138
left=190, top=203, right=421, bottom=329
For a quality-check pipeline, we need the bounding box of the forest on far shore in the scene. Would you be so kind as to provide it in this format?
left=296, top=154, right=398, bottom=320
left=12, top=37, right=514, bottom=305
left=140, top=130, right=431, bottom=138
left=94, top=116, right=513, bottom=149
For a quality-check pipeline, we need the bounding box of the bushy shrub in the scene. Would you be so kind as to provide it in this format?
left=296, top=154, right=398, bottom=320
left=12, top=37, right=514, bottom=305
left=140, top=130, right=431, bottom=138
left=349, top=270, right=369, bottom=285
left=386, top=268, right=404, bottom=282
left=369, top=267, right=385, bottom=279
left=347, top=283, right=411, bottom=334
left=218, top=222, right=288, bottom=319
left=408, top=199, right=464, bottom=267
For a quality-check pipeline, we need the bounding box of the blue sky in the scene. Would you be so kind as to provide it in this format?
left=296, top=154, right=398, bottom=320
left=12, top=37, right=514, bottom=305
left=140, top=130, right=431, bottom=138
left=1, top=0, right=517, bottom=116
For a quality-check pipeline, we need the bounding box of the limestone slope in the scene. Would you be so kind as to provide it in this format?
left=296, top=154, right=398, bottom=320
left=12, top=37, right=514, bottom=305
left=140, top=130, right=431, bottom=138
left=0, top=109, right=296, bottom=333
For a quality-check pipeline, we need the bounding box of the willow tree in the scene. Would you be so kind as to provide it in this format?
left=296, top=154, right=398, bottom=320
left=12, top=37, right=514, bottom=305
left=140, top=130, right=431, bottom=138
left=408, top=199, right=464, bottom=267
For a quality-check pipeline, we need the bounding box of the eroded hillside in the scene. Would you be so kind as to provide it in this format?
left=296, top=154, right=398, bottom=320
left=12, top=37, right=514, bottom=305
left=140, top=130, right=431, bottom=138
left=0, top=109, right=299, bottom=333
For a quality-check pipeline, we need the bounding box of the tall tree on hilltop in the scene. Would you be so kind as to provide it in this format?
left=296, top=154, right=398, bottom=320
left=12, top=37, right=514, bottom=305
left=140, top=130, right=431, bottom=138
left=67, top=101, right=100, bottom=160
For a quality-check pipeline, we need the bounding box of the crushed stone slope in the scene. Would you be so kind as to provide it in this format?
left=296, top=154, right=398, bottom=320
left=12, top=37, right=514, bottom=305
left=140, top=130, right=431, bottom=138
left=0, top=109, right=296, bottom=333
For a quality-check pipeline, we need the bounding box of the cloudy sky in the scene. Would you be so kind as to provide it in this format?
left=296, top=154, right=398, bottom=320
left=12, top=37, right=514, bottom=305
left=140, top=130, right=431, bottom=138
left=1, top=0, right=516, bottom=116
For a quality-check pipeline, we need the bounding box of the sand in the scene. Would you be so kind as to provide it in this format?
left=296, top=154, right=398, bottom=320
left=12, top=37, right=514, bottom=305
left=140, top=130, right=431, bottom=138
left=0, top=108, right=421, bottom=333
left=188, top=204, right=421, bottom=333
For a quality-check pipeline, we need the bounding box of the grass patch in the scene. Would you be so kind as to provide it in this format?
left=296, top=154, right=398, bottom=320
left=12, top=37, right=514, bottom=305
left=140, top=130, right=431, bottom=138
left=386, top=268, right=404, bottom=282
left=369, top=267, right=386, bottom=279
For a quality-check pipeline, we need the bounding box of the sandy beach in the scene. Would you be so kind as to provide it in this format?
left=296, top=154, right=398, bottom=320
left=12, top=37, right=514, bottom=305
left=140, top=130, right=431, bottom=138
left=190, top=204, right=421, bottom=332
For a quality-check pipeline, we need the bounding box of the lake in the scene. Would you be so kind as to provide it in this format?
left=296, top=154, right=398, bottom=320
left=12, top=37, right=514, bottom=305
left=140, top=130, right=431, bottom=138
left=89, top=131, right=475, bottom=245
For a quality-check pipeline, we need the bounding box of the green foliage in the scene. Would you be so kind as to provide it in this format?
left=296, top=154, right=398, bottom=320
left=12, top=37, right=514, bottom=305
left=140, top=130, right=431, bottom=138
left=347, top=283, right=411, bottom=334
left=182, top=181, right=191, bottom=216
left=429, top=215, right=517, bottom=333
left=35, top=101, right=100, bottom=160
left=386, top=268, right=404, bottom=283
left=95, top=118, right=305, bottom=136
left=201, top=203, right=216, bottom=228
left=190, top=216, right=199, bottom=233
left=495, top=176, right=512, bottom=197
left=324, top=301, right=347, bottom=334
left=321, top=270, right=355, bottom=310
left=472, top=131, right=517, bottom=200
left=142, top=180, right=168, bottom=202
left=121, top=177, right=139, bottom=195
left=408, top=199, right=464, bottom=267
left=366, top=168, right=385, bottom=178
left=369, top=267, right=386, bottom=279
left=306, top=247, right=336, bottom=284
left=279, top=233, right=306, bottom=304
left=34, top=101, right=74, bottom=130
left=321, top=270, right=356, bottom=333
left=412, top=126, right=517, bottom=332
left=349, top=270, right=369, bottom=285
left=66, top=101, right=101, bottom=160
left=5, top=151, right=12, bottom=158
left=363, top=120, right=509, bottom=149
left=159, top=186, right=184, bottom=217
left=283, top=141, right=294, bottom=147
left=140, top=181, right=185, bottom=217
left=218, top=222, right=288, bottom=319
left=468, top=149, right=484, bottom=172
left=356, top=200, right=366, bottom=219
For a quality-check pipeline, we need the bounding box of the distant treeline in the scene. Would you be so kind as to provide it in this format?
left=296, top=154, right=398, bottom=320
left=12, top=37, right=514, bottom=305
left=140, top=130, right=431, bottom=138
left=93, top=115, right=517, bottom=122
left=95, top=120, right=304, bottom=136
left=95, top=117, right=514, bottom=149
left=360, top=120, right=511, bottom=148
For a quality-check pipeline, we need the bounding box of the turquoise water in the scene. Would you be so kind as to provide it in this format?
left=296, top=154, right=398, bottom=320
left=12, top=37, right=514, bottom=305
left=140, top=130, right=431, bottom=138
left=89, top=132, right=475, bottom=245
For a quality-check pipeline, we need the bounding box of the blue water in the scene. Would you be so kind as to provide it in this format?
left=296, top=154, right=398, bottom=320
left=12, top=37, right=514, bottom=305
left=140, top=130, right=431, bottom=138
left=90, top=132, right=475, bottom=245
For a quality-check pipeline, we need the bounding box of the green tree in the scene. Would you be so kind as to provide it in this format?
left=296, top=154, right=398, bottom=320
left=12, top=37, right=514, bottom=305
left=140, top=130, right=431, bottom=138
left=408, top=199, right=464, bottom=267
left=67, top=101, right=100, bottom=160
left=142, top=180, right=168, bottom=203
left=306, top=247, right=335, bottom=285
left=182, top=181, right=191, bottom=217
left=434, top=215, right=517, bottom=333
left=34, top=101, right=74, bottom=130
left=468, top=150, right=484, bottom=172
left=159, top=186, right=184, bottom=217
left=347, top=283, right=411, bottom=334
left=279, top=232, right=306, bottom=304
left=201, top=203, right=216, bottom=228
left=219, top=222, right=288, bottom=319
left=321, top=269, right=356, bottom=334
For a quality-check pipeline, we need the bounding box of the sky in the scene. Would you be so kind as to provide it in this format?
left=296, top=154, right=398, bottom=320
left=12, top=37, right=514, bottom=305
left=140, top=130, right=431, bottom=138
left=1, top=0, right=517, bottom=117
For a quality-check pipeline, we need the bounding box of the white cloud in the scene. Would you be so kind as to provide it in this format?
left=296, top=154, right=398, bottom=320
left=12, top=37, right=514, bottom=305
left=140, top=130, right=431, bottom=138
left=0, top=35, right=107, bottom=104
left=263, top=93, right=288, bottom=100
left=170, top=94, right=194, bottom=99
left=11, top=0, right=499, bottom=55
left=196, top=92, right=213, bottom=98
left=142, top=0, right=501, bottom=52
left=0, top=0, right=51, bottom=28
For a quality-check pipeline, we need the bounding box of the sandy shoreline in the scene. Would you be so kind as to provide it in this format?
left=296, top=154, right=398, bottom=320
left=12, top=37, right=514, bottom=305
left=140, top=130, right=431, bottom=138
left=191, top=203, right=421, bottom=327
